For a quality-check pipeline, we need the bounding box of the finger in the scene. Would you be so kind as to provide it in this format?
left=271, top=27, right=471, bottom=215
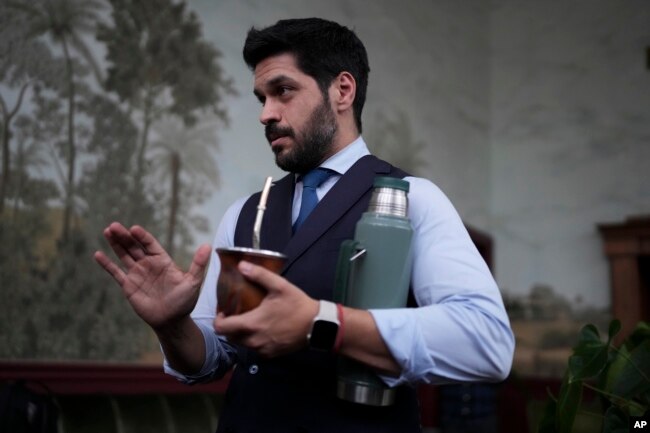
left=214, top=310, right=256, bottom=337
left=106, top=222, right=147, bottom=263
left=130, top=225, right=168, bottom=256
left=103, top=226, right=136, bottom=268
left=214, top=314, right=281, bottom=358
left=187, top=244, right=212, bottom=282
left=94, top=250, right=126, bottom=286
left=237, top=261, right=288, bottom=294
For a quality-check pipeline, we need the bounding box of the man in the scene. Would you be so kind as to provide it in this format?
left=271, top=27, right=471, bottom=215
left=95, top=18, right=514, bottom=432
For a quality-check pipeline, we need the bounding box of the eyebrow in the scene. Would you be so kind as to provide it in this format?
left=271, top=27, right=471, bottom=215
left=253, top=74, right=299, bottom=99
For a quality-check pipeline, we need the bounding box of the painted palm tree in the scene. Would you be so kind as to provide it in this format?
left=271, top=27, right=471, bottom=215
left=0, top=79, right=31, bottom=215
left=10, top=115, right=58, bottom=218
left=0, top=5, right=59, bottom=214
left=150, top=115, right=220, bottom=257
left=97, top=0, right=234, bottom=196
left=7, top=0, right=104, bottom=243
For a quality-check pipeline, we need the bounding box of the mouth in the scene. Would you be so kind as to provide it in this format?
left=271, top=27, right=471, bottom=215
left=268, top=133, right=289, bottom=147
left=265, top=124, right=293, bottom=148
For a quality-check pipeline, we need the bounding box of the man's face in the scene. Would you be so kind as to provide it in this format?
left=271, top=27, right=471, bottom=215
left=253, top=53, right=337, bottom=174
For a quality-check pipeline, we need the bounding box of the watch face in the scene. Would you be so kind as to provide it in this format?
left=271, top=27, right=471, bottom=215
left=310, top=320, right=339, bottom=351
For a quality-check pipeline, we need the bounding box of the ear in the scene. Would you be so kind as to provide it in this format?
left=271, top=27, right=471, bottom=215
left=330, top=71, right=356, bottom=114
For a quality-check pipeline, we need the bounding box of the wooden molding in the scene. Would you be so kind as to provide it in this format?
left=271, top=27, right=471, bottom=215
left=0, top=361, right=230, bottom=395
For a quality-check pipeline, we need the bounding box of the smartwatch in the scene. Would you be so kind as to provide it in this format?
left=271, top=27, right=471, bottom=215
left=308, top=300, right=340, bottom=351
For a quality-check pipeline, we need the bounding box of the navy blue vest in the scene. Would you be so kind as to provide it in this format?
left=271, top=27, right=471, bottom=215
left=216, top=155, right=421, bottom=433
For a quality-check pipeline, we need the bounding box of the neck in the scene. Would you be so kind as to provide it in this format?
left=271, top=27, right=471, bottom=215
left=327, top=118, right=359, bottom=158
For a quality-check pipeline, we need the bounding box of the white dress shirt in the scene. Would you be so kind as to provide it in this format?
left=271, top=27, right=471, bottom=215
left=164, top=136, right=515, bottom=386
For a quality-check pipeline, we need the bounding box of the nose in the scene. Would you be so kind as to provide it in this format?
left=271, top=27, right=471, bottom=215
left=259, top=100, right=281, bottom=125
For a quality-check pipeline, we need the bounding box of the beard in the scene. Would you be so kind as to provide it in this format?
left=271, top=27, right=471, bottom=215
left=265, top=96, right=337, bottom=174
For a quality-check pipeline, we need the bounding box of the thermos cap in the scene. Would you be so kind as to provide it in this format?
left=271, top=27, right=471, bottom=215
left=373, top=176, right=410, bottom=192
left=368, top=177, right=409, bottom=217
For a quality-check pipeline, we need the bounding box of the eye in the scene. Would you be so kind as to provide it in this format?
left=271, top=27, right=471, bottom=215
left=277, top=86, right=292, bottom=97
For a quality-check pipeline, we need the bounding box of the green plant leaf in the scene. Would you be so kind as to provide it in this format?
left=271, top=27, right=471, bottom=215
left=579, top=324, right=602, bottom=344
left=623, top=321, right=650, bottom=352
left=602, top=406, right=628, bottom=433
left=628, top=399, right=648, bottom=416
left=556, top=372, right=582, bottom=433
left=608, top=319, right=621, bottom=343
left=608, top=340, right=650, bottom=399
left=569, top=324, right=609, bottom=381
left=537, top=399, right=558, bottom=433
left=605, top=343, right=632, bottom=393
left=537, top=321, right=650, bottom=433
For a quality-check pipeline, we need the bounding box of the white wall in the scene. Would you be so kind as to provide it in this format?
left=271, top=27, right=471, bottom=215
left=189, top=0, right=650, bottom=311
left=190, top=0, right=492, bottom=232
left=489, top=0, right=650, bottom=308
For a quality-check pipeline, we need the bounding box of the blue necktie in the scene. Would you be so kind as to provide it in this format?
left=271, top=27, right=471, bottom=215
left=293, top=168, right=333, bottom=233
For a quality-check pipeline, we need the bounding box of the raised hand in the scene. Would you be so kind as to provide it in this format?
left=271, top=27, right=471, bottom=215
left=94, top=222, right=211, bottom=331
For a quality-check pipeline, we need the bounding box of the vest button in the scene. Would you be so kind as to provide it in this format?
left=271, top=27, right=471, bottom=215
left=248, top=364, right=259, bottom=375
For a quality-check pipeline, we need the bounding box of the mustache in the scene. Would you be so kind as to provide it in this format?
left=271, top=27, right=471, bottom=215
left=265, top=123, right=294, bottom=143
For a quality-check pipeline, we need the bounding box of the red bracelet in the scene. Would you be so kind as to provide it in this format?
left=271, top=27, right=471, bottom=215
left=333, top=303, right=345, bottom=353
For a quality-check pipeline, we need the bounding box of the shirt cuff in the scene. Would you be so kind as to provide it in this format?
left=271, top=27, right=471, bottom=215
left=369, top=308, right=437, bottom=387
left=162, top=322, right=236, bottom=384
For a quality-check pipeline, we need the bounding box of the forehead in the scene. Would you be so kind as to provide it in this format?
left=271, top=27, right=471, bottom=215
left=253, top=52, right=315, bottom=90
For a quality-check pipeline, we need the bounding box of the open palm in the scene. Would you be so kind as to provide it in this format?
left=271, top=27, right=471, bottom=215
left=94, top=222, right=211, bottom=330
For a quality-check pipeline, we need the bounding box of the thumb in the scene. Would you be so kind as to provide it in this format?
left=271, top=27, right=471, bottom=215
left=188, top=244, right=212, bottom=282
left=238, top=260, right=287, bottom=294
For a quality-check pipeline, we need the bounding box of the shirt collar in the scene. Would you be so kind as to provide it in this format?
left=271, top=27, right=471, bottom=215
left=293, top=136, right=370, bottom=183
left=319, top=135, right=370, bottom=175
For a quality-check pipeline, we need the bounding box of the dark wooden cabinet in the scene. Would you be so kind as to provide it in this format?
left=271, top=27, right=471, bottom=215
left=599, top=216, right=650, bottom=344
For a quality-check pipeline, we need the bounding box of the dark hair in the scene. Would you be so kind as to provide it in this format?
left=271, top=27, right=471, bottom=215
left=243, top=18, right=370, bottom=133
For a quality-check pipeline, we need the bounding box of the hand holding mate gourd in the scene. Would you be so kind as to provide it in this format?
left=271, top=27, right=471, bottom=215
left=215, top=260, right=319, bottom=357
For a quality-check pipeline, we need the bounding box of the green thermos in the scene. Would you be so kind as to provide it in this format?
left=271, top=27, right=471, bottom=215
left=334, top=176, right=414, bottom=406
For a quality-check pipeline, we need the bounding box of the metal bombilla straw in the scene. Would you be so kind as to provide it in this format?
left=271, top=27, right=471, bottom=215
left=252, top=176, right=273, bottom=250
